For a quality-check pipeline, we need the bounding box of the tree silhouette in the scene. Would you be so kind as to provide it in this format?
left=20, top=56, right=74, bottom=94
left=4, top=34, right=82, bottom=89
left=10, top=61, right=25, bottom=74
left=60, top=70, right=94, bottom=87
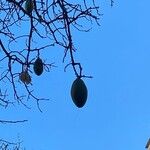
left=0, top=0, right=102, bottom=110
left=0, top=139, right=23, bottom=150
left=0, top=0, right=113, bottom=149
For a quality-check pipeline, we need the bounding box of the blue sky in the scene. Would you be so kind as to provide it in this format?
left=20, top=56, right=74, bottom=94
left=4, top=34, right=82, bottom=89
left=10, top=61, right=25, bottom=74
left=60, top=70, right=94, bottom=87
left=0, top=0, right=150, bottom=150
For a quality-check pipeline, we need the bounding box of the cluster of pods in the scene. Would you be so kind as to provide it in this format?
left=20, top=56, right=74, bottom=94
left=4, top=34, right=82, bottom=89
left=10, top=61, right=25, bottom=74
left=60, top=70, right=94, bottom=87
left=19, top=57, right=43, bottom=84
left=22, top=0, right=88, bottom=108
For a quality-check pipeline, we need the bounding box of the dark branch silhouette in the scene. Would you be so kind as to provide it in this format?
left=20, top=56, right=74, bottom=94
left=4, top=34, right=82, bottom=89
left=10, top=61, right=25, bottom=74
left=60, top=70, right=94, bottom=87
left=0, top=139, right=23, bottom=150
left=0, top=0, right=102, bottom=110
left=0, top=119, right=28, bottom=124
left=0, top=0, right=114, bottom=149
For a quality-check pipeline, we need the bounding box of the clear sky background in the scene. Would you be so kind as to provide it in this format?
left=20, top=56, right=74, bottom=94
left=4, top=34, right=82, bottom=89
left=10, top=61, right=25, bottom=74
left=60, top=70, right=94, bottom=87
left=1, top=0, right=150, bottom=150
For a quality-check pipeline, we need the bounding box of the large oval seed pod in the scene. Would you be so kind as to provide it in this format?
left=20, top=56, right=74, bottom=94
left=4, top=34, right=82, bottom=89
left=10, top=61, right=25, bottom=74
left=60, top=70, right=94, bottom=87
left=33, top=57, right=44, bottom=76
left=71, top=78, right=88, bottom=108
left=25, top=0, right=33, bottom=14
left=19, top=71, right=31, bottom=85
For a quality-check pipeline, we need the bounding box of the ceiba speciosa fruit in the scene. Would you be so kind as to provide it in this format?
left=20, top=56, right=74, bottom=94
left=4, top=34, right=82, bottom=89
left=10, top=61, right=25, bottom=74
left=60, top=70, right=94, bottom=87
left=19, top=71, right=31, bottom=85
left=25, top=0, right=33, bottom=14
left=33, top=57, right=43, bottom=76
left=71, top=78, right=88, bottom=108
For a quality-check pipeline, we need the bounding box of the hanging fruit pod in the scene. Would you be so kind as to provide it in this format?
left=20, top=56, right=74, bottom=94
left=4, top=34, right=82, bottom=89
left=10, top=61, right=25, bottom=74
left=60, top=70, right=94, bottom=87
left=33, top=57, right=44, bottom=76
left=25, top=0, right=33, bottom=14
left=19, top=71, right=31, bottom=85
left=71, top=77, right=88, bottom=108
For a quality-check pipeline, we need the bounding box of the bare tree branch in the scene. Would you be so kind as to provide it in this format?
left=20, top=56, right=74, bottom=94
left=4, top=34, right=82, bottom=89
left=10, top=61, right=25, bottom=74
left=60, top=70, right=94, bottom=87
left=0, top=119, right=28, bottom=124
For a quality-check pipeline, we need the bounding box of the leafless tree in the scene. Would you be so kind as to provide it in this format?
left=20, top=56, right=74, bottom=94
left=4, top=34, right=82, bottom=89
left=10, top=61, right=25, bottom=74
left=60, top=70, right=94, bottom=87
left=0, top=0, right=114, bottom=149
left=0, top=139, right=23, bottom=150
left=0, top=0, right=104, bottom=110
